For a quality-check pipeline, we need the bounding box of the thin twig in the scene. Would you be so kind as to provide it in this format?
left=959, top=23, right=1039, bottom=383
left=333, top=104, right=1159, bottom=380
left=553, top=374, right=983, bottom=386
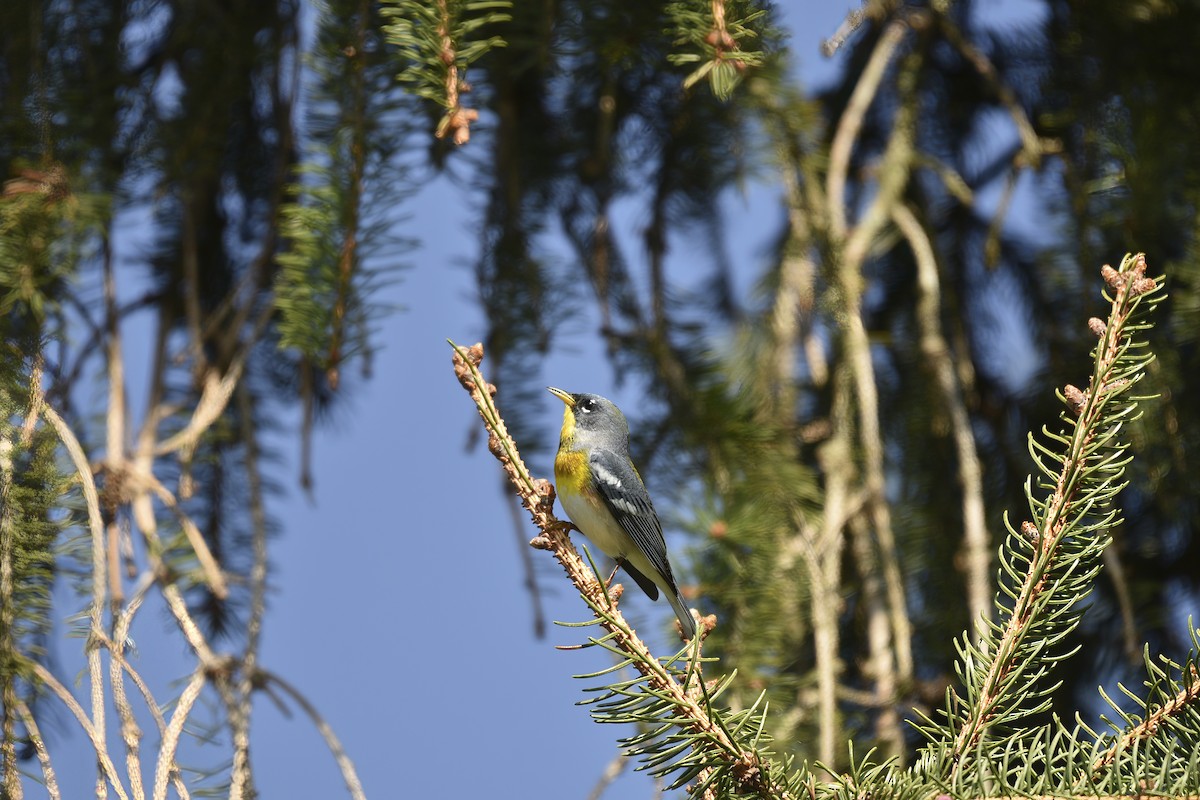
left=109, top=572, right=159, bottom=800
left=585, top=753, right=628, bottom=800
left=833, top=45, right=923, bottom=688
left=821, top=3, right=871, bottom=57
left=893, top=204, right=992, bottom=636
left=126, top=466, right=227, bottom=598
left=104, top=234, right=127, bottom=609
left=152, top=669, right=206, bottom=800
left=180, top=204, right=207, bottom=374
left=104, top=574, right=190, bottom=796
left=230, top=383, right=270, bottom=799
left=153, top=303, right=274, bottom=458
left=259, top=670, right=368, bottom=800
left=936, top=13, right=1050, bottom=164
left=848, top=512, right=905, bottom=760
left=1100, top=539, right=1140, bottom=661
left=30, top=663, right=129, bottom=800
left=504, top=481, right=547, bottom=638
left=129, top=309, right=169, bottom=557
left=39, top=401, right=111, bottom=795
left=16, top=698, right=61, bottom=800
left=109, top=636, right=145, bottom=800
left=826, top=18, right=909, bottom=241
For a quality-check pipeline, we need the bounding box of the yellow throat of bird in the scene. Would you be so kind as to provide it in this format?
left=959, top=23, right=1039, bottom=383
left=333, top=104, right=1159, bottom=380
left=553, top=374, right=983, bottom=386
left=554, top=405, right=589, bottom=496
left=557, top=403, right=576, bottom=450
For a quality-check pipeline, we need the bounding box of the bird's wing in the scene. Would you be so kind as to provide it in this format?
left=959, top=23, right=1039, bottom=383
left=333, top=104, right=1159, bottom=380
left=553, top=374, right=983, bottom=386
left=587, top=448, right=677, bottom=591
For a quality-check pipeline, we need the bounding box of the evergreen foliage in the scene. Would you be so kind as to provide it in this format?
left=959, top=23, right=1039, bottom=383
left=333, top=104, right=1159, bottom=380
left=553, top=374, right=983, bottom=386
left=4, top=0, right=1200, bottom=796
left=0, top=355, right=70, bottom=777
left=275, top=0, right=415, bottom=392
left=454, top=254, right=1199, bottom=798
left=666, top=0, right=768, bottom=99
left=380, top=0, right=511, bottom=143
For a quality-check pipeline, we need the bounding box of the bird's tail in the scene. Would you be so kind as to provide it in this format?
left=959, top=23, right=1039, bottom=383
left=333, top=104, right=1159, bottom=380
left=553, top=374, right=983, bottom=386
left=667, top=590, right=697, bottom=641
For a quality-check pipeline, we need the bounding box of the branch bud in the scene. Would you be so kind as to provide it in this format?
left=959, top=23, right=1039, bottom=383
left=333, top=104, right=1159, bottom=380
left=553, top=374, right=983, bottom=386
left=534, top=478, right=556, bottom=508
left=1064, top=384, right=1087, bottom=413
left=1100, top=264, right=1124, bottom=290
left=1087, top=317, right=1106, bottom=337
left=1131, top=276, right=1157, bottom=296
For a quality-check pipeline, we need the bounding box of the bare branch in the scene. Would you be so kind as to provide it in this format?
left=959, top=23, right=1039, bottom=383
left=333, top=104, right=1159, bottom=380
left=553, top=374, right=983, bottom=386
left=31, top=663, right=129, bottom=800
left=104, top=236, right=128, bottom=609
left=229, top=383, right=270, bottom=799
left=893, top=203, right=992, bottom=635
left=259, top=670, right=368, bottom=800
left=822, top=2, right=872, bottom=57
left=123, top=466, right=228, bottom=599
left=152, top=669, right=206, bottom=800
left=936, top=13, right=1055, bottom=165
left=153, top=304, right=274, bottom=458
left=826, top=18, right=909, bottom=240
left=16, top=699, right=60, bottom=800
left=585, top=752, right=628, bottom=800
left=39, top=401, right=111, bottom=792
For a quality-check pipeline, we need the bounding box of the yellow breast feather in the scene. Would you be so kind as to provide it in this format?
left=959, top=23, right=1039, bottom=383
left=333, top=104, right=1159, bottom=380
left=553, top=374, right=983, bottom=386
left=554, top=449, right=590, bottom=497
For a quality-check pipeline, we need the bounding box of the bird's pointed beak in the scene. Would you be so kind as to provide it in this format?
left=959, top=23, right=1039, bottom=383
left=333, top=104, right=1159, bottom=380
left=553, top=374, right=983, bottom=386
left=547, top=387, right=575, bottom=407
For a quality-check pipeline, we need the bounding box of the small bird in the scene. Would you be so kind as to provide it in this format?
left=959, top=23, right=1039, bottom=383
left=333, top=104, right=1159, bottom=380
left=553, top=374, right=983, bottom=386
left=548, top=387, right=697, bottom=640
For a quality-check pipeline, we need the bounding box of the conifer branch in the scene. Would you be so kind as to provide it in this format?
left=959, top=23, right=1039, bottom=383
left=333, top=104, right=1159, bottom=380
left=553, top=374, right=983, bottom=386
left=1091, top=662, right=1200, bottom=775
left=324, top=0, right=371, bottom=390
left=0, top=427, right=20, bottom=800
left=945, top=253, right=1164, bottom=774
left=451, top=340, right=801, bottom=799
left=666, top=0, right=767, bottom=99
left=381, top=0, right=510, bottom=145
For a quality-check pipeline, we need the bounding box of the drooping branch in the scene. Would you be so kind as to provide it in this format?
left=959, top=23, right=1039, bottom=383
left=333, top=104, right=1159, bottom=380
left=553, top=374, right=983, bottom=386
left=893, top=204, right=991, bottom=634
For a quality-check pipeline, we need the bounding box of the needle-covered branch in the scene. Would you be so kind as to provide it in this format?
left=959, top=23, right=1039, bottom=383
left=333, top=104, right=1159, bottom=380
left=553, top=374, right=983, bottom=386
left=450, top=340, right=808, bottom=799
left=922, top=254, right=1170, bottom=787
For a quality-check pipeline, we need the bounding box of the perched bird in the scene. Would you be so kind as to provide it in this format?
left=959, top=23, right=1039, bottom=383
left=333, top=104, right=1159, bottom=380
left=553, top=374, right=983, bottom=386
left=548, top=387, right=697, bottom=640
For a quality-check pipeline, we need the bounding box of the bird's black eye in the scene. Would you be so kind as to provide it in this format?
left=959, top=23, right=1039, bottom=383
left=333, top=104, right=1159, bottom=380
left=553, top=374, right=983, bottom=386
left=578, top=398, right=595, bottom=413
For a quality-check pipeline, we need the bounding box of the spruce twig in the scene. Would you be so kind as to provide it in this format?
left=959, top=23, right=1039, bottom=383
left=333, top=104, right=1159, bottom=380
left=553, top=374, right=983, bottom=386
left=450, top=340, right=798, bottom=799
left=945, top=253, right=1164, bottom=776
